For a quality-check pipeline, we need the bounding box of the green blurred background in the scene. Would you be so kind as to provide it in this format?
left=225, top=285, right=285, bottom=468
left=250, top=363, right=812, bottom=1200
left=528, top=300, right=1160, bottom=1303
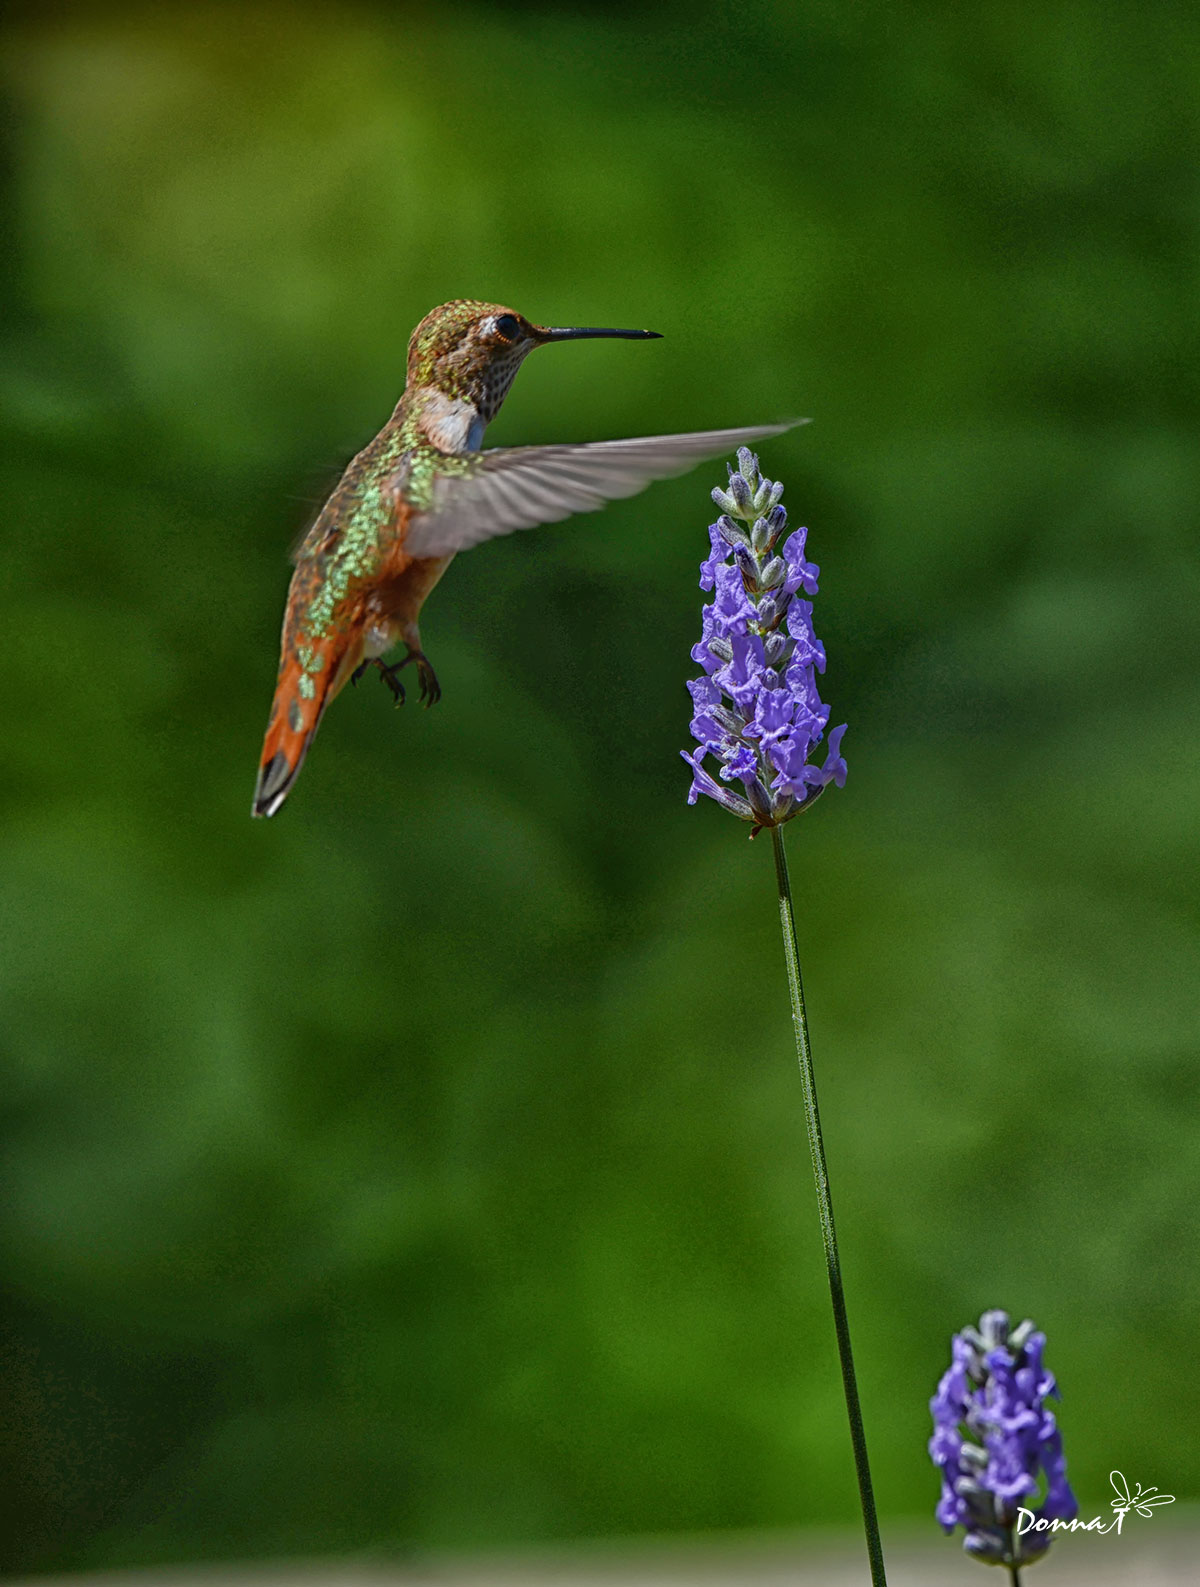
left=2, top=0, right=1198, bottom=1573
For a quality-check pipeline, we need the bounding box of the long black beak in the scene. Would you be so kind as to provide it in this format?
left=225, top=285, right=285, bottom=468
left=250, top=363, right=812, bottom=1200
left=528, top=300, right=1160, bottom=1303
left=538, top=325, right=662, bottom=341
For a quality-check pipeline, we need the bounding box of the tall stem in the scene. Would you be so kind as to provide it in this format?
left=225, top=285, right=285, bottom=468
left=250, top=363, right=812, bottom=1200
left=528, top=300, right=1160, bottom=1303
left=771, top=825, right=888, bottom=1587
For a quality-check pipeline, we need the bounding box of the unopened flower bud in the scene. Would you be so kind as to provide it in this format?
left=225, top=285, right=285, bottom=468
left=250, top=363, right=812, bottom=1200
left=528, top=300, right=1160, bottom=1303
left=731, top=541, right=755, bottom=578
left=745, top=776, right=775, bottom=823
left=760, top=555, right=787, bottom=589
left=728, top=472, right=753, bottom=514
left=750, top=515, right=773, bottom=553
left=764, top=633, right=794, bottom=668
left=716, top=513, right=749, bottom=548
left=963, top=1531, right=1008, bottom=1564
left=755, top=594, right=781, bottom=629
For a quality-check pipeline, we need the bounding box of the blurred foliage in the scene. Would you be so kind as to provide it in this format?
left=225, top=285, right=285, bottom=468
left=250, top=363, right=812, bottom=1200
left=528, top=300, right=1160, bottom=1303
left=1, top=0, right=1199, bottom=1573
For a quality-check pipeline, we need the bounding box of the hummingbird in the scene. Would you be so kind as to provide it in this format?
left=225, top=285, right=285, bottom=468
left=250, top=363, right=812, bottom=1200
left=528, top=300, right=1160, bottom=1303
left=253, top=299, right=791, bottom=817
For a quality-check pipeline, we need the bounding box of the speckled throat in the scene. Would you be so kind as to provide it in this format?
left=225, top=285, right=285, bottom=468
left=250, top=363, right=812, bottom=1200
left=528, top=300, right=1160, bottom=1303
left=405, top=341, right=530, bottom=450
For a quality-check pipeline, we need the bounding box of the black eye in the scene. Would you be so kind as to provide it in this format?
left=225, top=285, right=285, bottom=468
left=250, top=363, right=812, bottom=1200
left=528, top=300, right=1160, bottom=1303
left=494, top=313, right=521, bottom=340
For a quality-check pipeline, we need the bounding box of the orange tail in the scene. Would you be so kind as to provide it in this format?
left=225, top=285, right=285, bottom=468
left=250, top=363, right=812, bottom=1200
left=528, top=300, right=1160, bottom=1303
left=252, top=629, right=359, bottom=818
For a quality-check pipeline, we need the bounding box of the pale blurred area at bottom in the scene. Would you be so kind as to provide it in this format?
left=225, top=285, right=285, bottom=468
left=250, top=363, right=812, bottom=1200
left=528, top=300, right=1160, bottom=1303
left=15, top=1525, right=1199, bottom=1587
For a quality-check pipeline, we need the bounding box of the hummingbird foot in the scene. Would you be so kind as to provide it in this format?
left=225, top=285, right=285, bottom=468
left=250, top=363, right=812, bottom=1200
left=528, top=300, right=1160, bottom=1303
left=351, top=658, right=407, bottom=706
left=395, top=647, right=442, bottom=708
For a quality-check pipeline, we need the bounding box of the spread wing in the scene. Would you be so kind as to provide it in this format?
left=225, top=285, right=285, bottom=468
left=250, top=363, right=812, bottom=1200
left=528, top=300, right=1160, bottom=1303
left=403, top=423, right=802, bottom=559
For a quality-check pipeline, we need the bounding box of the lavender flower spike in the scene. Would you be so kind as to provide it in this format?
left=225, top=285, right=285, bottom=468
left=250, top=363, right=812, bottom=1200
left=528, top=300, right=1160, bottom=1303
left=930, top=1310, right=1078, bottom=1572
left=682, top=447, right=846, bottom=833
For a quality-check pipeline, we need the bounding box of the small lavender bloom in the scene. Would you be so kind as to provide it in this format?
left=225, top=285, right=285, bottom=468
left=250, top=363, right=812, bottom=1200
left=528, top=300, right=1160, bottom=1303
left=682, top=448, right=846, bottom=832
left=930, top=1310, right=1077, bottom=1569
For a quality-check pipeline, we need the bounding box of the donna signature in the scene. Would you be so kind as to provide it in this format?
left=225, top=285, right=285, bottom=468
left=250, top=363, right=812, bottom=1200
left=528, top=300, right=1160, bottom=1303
left=1017, top=1470, right=1175, bottom=1539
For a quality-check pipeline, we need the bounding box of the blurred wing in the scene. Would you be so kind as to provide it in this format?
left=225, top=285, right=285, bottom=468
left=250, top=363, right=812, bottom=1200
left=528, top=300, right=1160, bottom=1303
left=404, top=423, right=802, bottom=559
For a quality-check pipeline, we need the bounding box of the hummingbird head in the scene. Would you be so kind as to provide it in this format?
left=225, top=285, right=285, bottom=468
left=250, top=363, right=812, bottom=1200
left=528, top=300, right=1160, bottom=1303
left=404, top=300, right=660, bottom=451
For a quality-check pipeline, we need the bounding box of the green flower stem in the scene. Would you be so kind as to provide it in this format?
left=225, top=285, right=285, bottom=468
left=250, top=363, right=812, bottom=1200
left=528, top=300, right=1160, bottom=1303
left=771, top=824, right=888, bottom=1587
left=1008, top=1546, right=1023, bottom=1587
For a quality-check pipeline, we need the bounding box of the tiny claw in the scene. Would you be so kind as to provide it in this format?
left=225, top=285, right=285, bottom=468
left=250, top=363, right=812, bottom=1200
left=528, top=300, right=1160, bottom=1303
left=354, top=657, right=406, bottom=705
left=417, top=656, right=441, bottom=707
left=395, top=647, right=441, bottom=708
left=379, top=664, right=406, bottom=706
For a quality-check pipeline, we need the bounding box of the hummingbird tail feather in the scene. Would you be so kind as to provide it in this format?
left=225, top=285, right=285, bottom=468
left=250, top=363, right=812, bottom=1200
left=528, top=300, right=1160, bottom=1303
left=252, top=632, right=357, bottom=818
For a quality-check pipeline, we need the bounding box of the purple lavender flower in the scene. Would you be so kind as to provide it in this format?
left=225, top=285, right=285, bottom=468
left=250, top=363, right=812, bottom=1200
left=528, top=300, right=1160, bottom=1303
left=930, top=1310, right=1077, bottom=1570
left=682, top=447, right=846, bottom=833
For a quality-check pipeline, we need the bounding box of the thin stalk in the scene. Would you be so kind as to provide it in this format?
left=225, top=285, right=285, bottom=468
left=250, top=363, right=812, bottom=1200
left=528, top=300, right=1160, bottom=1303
left=1007, top=1542, right=1022, bottom=1587
left=771, top=824, right=888, bottom=1587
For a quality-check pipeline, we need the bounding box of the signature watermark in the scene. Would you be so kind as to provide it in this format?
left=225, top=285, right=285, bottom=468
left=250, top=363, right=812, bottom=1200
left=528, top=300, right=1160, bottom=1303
left=1018, top=1470, right=1175, bottom=1540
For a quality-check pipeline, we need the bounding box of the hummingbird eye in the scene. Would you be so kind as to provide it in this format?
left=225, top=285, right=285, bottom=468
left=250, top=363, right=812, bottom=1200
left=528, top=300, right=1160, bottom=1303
left=493, top=313, right=521, bottom=341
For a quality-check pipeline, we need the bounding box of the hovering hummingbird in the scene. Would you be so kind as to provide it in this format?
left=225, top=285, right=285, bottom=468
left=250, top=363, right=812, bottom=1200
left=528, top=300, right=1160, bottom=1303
left=253, top=299, right=791, bottom=817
